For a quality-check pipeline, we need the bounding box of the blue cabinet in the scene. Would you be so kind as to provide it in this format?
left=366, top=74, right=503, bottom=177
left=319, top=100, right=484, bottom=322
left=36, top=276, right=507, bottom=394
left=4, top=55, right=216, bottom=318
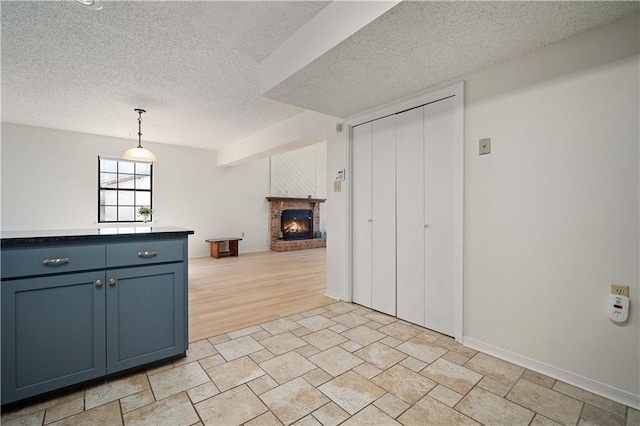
left=1, top=229, right=192, bottom=405
left=1, top=271, right=107, bottom=403
left=107, top=263, right=184, bottom=373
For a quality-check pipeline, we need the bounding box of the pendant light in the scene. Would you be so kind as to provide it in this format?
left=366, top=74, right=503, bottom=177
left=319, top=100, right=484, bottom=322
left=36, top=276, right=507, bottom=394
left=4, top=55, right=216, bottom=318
left=123, top=108, right=157, bottom=162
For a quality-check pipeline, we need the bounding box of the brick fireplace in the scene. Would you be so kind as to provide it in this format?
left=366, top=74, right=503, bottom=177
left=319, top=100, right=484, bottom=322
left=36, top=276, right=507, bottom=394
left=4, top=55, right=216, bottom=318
left=266, top=197, right=326, bottom=252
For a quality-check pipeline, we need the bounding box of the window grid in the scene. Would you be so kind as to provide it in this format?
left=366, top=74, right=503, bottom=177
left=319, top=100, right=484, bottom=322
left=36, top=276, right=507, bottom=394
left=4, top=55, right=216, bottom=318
left=98, top=157, right=153, bottom=223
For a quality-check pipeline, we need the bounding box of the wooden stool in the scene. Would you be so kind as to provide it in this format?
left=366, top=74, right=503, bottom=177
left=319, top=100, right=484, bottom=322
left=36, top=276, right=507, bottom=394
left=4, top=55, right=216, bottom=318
left=206, top=237, right=242, bottom=259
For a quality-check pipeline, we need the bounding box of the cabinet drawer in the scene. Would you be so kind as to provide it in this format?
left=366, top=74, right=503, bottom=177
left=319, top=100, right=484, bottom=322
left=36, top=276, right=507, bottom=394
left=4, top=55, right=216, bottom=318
left=1, top=244, right=106, bottom=279
left=106, top=239, right=183, bottom=267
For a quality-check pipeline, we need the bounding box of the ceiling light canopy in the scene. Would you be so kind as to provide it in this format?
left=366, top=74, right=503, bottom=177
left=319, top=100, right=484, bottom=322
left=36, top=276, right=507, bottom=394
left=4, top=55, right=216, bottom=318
left=74, top=0, right=103, bottom=10
left=123, top=109, right=157, bottom=162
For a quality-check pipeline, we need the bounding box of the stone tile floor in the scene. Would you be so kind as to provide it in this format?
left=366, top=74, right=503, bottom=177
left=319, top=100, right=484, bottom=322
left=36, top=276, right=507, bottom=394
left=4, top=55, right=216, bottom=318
left=2, top=301, right=638, bottom=426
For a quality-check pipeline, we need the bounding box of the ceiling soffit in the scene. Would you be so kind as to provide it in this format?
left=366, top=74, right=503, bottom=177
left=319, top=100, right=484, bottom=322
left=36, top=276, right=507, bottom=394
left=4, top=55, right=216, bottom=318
left=262, top=1, right=639, bottom=118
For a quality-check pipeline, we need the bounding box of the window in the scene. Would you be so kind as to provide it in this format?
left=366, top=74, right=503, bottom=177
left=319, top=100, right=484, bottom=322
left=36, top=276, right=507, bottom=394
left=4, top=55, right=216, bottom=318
left=98, top=157, right=153, bottom=223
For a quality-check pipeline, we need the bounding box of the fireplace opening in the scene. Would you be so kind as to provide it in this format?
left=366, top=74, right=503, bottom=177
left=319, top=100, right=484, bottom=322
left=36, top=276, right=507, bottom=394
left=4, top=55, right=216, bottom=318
left=281, top=209, right=313, bottom=241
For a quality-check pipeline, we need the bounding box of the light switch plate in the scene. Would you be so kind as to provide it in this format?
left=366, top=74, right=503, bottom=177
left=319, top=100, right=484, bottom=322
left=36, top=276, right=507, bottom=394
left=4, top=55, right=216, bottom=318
left=334, top=181, right=342, bottom=192
left=480, top=138, right=491, bottom=155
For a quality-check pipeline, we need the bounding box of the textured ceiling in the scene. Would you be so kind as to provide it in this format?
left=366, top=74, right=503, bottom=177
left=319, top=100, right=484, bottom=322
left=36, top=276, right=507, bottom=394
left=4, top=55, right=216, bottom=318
left=2, top=1, right=638, bottom=151
left=264, top=1, right=639, bottom=118
left=1, top=1, right=329, bottom=150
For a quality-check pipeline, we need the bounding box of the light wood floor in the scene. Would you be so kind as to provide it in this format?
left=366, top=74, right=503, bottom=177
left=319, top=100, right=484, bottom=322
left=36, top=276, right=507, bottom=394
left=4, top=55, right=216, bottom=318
left=188, top=248, right=335, bottom=342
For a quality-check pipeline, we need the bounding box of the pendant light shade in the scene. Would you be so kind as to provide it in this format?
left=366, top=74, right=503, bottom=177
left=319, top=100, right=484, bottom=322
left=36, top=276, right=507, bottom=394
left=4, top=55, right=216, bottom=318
left=123, top=108, right=156, bottom=162
left=123, top=146, right=157, bottom=162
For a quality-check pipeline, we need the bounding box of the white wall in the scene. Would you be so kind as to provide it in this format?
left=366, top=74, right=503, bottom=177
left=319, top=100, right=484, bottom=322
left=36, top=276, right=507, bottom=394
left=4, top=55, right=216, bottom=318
left=270, top=142, right=326, bottom=198
left=315, top=142, right=328, bottom=233
left=1, top=123, right=271, bottom=257
left=463, top=57, right=639, bottom=401
left=326, top=15, right=639, bottom=403
left=326, top=128, right=349, bottom=300
left=463, top=15, right=639, bottom=402
left=270, top=141, right=328, bottom=232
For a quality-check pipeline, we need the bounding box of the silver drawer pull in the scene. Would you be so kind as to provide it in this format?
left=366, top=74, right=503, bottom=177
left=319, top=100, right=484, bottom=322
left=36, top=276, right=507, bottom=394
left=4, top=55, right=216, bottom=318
left=43, top=257, right=70, bottom=266
left=138, top=251, right=158, bottom=258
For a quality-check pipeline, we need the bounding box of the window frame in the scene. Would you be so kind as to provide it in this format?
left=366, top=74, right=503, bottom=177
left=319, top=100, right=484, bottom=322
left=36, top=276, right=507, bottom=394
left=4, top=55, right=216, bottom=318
left=97, top=156, right=153, bottom=223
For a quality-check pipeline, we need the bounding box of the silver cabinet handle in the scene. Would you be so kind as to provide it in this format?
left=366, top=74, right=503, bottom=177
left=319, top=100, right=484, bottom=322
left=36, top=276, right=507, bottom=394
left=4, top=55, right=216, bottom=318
left=96, top=279, right=103, bottom=287
left=43, top=257, right=70, bottom=266
left=138, top=251, right=158, bottom=257
left=109, top=278, right=116, bottom=286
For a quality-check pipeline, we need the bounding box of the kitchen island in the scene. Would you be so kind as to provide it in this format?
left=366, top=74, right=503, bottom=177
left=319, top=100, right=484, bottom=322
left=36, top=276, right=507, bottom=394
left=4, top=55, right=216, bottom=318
left=1, top=226, right=194, bottom=405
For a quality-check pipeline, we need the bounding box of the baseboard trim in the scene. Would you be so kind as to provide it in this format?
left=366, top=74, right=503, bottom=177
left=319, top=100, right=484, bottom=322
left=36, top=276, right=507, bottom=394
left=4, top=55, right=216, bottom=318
left=324, top=291, right=344, bottom=301
left=463, top=337, right=640, bottom=409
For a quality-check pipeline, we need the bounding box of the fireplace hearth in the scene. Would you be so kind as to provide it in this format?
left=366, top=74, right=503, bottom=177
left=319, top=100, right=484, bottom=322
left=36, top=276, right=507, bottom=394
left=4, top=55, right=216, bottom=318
left=281, top=209, right=313, bottom=241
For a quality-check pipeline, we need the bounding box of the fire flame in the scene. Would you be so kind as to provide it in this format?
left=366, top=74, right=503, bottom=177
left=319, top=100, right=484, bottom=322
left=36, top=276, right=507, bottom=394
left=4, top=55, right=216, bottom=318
left=284, top=220, right=308, bottom=233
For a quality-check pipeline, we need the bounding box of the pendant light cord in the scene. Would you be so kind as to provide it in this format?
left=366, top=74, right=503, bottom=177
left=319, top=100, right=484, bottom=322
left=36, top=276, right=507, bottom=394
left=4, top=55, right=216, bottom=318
left=135, top=108, right=146, bottom=149
left=123, top=108, right=156, bottom=162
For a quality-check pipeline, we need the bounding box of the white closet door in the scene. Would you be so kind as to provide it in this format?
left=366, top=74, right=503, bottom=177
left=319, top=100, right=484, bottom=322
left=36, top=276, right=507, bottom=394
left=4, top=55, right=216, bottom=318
left=396, top=107, right=425, bottom=326
left=371, top=115, right=396, bottom=316
left=424, top=96, right=457, bottom=336
left=352, top=123, right=372, bottom=308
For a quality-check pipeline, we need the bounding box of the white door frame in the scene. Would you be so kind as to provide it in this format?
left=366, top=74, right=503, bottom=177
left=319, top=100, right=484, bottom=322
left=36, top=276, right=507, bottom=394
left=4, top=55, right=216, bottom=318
left=345, top=82, right=465, bottom=342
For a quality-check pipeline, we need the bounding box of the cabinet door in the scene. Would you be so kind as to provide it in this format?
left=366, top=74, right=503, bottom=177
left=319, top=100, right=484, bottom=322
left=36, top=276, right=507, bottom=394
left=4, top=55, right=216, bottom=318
left=352, top=123, right=373, bottom=308
left=424, top=96, right=457, bottom=336
left=396, top=107, right=426, bottom=326
left=106, top=263, right=185, bottom=373
left=1, top=271, right=106, bottom=404
left=371, top=115, right=396, bottom=316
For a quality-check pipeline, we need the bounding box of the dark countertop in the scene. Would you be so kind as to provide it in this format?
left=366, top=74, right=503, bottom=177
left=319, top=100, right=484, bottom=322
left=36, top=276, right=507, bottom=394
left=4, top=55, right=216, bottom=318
left=1, top=226, right=195, bottom=246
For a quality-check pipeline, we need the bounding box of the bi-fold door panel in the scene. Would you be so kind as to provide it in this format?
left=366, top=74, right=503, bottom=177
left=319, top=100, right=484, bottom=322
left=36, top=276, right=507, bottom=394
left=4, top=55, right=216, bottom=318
left=351, top=94, right=458, bottom=335
left=352, top=123, right=373, bottom=308
left=424, top=96, right=457, bottom=337
left=371, top=115, right=396, bottom=316
left=396, top=107, right=426, bottom=326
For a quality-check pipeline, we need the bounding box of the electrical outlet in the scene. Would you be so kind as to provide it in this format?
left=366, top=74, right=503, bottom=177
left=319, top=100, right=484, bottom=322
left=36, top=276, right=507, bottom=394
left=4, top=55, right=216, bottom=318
left=241, top=232, right=245, bottom=238
left=611, top=284, right=629, bottom=297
